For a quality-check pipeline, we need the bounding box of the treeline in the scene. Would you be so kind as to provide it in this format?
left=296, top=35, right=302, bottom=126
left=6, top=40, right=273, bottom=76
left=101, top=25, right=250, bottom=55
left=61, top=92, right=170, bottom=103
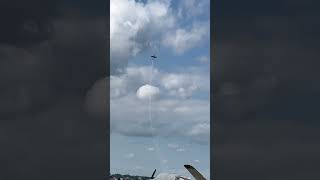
left=110, top=174, right=150, bottom=180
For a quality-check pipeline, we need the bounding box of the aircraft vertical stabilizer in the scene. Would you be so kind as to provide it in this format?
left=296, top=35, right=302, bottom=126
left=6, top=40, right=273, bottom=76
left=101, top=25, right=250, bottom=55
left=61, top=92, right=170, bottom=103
left=184, top=165, right=206, bottom=180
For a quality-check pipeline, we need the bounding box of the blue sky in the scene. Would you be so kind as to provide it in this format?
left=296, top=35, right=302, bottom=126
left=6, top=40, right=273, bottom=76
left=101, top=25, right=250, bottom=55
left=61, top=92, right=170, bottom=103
left=110, top=0, right=210, bottom=178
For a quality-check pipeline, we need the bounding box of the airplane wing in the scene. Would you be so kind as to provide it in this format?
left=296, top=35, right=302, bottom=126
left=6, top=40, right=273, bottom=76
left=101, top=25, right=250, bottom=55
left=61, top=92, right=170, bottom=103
left=184, top=165, right=206, bottom=180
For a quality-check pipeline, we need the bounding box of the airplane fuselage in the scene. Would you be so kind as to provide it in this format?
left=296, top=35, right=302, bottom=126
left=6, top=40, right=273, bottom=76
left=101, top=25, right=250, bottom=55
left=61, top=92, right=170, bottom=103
left=149, top=173, right=190, bottom=180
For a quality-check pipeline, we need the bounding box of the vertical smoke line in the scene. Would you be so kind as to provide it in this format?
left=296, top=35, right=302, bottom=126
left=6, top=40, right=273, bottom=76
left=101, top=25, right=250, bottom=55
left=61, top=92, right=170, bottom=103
left=148, top=57, right=166, bottom=172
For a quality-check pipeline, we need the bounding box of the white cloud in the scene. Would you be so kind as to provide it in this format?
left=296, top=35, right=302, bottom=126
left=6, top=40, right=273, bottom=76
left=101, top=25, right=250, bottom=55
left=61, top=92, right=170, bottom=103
left=136, top=84, right=160, bottom=100
left=189, top=123, right=210, bottom=143
left=108, top=66, right=210, bottom=144
left=111, top=93, right=209, bottom=143
left=173, top=106, right=190, bottom=113
left=162, top=22, right=209, bottom=54
left=110, top=65, right=208, bottom=99
left=178, top=0, right=210, bottom=18
left=123, top=153, right=135, bottom=159
left=110, top=76, right=128, bottom=99
left=134, top=165, right=144, bottom=170
left=110, top=0, right=175, bottom=74
left=147, top=147, right=155, bottom=151
left=194, top=159, right=200, bottom=163
left=110, top=0, right=210, bottom=74
left=168, top=143, right=179, bottom=149
left=161, top=73, right=203, bottom=98
left=176, top=148, right=185, bottom=152
left=110, top=65, right=159, bottom=99
left=196, top=55, right=209, bottom=64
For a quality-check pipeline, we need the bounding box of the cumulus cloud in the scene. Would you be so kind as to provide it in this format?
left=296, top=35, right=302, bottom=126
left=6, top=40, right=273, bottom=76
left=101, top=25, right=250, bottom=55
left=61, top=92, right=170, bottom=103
left=168, top=143, right=179, bottom=149
left=110, top=0, right=210, bottom=73
left=110, top=66, right=159, bottom=99
left=162, top=22, right=209, bottom=54
left=108, top=65, right=210, bottom=144
left=146, top=147, right=155, bottom=151
left=196, top=55, right=209, bottom=64
left=136, top=84, right=160, bottom=100
left=110, top=0, right=175, bottom=74
left=176, top=148, right=185, bottom=152
left=110, top=75, right=128, bottom=98
left=161, top=72, right=204, bottom=98
left=123, top=153, right=135, bottom=159
left=178, top=0, right=210, bottom=18
left=111, top=94, right=209, bottom=143
left=110, top=65, right=208, bottom=99
left=134, top=165, right=144, bottom=170
left=188, top=123, right=210, bottom=143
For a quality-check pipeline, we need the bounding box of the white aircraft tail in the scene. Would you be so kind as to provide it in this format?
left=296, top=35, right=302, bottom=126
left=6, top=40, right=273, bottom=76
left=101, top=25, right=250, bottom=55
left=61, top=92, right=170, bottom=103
left=184, top=165, right=206, bottom=180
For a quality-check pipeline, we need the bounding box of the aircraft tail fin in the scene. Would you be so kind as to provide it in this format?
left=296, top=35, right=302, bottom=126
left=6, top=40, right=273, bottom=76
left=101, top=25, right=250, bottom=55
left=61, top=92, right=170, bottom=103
left=184, top=165, right=206, bottom=180
left=151, top=169, right=156, bottom=179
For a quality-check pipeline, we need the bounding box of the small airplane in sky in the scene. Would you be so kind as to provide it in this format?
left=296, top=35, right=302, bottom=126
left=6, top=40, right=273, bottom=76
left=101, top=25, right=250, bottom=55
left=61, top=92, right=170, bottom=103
left=150, top=55, right=157, bottom=59
left=148, top=164, right=206, bottom=180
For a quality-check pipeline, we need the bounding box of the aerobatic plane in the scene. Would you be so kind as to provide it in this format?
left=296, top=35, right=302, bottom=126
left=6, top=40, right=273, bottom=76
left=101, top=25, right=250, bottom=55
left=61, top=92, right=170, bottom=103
left=151, top=55, right=157, bottom=59
left=147, top=164, right=206, bottom=180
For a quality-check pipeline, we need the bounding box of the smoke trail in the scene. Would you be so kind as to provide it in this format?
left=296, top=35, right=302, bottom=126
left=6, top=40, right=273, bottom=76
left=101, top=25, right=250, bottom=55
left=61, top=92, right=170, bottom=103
left=148, top=57, right=167, bottom=172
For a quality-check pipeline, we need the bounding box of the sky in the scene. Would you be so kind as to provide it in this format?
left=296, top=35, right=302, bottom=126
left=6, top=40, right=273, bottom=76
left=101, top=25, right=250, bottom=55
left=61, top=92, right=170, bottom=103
left=110, top=0, right=210, bottom=178
left=2, top=0, right=320, bottom=180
